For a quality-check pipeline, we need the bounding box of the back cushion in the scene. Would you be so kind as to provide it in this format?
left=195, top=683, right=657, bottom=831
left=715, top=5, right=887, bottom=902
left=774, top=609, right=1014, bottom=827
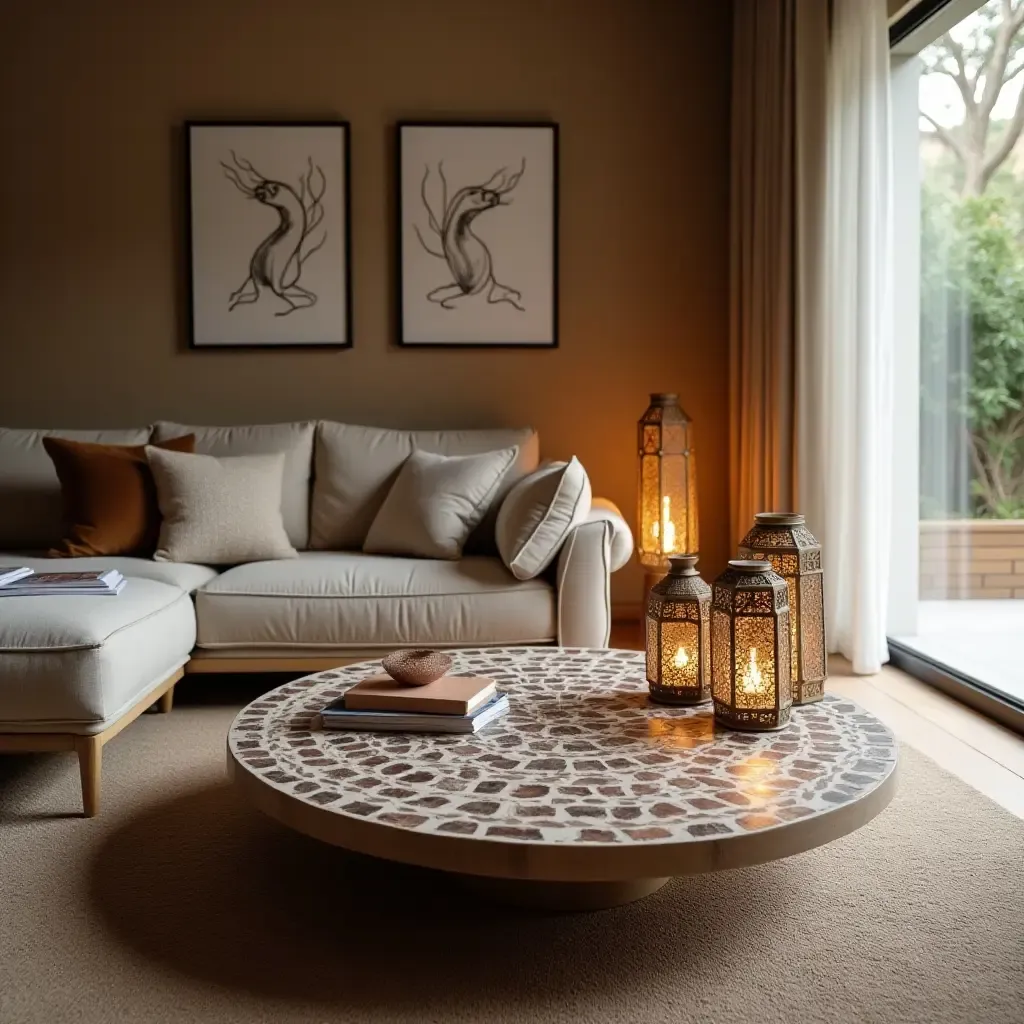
left=310, top=422, right=540, bottom=553
left=0, top=427, right=152, bottom=551
left=152, top=421, right=315, bottom=549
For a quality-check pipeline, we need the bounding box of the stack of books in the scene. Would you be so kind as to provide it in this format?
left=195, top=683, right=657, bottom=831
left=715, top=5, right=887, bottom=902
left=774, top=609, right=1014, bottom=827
left=320, top=674, right=508, bottom=734
left=0, top=568, right=127, bottom=597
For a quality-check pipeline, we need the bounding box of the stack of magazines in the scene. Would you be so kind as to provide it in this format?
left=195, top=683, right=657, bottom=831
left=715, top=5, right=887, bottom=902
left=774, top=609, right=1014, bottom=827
left=320, top=674, right=508, bottom=734
left=0, top=568, right=127, bottom=596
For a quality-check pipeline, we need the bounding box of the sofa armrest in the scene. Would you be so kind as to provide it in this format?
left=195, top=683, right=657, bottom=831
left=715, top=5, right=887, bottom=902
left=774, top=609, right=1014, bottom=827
left=555, top=497, right=634, bottom=648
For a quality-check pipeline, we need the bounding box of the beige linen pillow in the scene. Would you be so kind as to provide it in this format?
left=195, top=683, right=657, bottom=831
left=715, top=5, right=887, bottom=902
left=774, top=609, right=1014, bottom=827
left=146, top=447, right=297, bottom=564
left=496, top=458, right=592, bottom=580
left=363, top=447, right=518, bottom=560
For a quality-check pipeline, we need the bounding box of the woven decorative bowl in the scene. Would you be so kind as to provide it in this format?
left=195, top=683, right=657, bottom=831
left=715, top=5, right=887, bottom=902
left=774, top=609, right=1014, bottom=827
left=381, top=649, right=453, bottom=687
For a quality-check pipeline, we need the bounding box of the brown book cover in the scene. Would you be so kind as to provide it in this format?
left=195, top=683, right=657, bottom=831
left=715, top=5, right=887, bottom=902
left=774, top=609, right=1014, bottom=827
left=344, top=675, right=496, bottom=715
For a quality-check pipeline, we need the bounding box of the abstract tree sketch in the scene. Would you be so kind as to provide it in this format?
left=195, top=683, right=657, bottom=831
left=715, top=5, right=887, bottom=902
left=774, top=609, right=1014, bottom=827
left=220, top=151, right=327, bottom=316
left=415, top=159, right=526, bottom=311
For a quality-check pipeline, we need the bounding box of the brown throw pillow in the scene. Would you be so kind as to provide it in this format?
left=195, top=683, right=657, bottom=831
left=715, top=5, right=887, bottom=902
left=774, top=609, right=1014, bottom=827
left=43, top=434, right=195, bottom=557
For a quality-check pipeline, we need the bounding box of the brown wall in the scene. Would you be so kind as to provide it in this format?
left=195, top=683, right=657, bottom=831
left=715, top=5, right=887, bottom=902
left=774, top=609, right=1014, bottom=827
left=0, top=0, right=733, bottom=607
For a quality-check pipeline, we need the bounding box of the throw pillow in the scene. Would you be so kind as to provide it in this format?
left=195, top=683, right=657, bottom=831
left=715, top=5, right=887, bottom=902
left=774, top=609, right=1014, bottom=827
left=43, top=434, right=196, bottom=558
left=146, top=447, right=297, bottom=564
left=363, top=447, right=519, bottom=560
left=495, top=458, right=592, bottom=580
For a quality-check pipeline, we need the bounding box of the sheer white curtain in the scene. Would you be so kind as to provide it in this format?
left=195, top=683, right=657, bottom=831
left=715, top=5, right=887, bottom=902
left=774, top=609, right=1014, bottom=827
left=799, top=0, right=895, bottom=674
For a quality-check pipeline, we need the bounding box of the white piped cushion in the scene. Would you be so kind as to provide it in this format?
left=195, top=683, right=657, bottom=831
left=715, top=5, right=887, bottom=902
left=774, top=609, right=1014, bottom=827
left=496, top=458, right=592, bottom=580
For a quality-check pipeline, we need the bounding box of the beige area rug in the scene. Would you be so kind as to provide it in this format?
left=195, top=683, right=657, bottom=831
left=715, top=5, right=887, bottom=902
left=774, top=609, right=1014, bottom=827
left=1, top=679, right=1022, bottom=1024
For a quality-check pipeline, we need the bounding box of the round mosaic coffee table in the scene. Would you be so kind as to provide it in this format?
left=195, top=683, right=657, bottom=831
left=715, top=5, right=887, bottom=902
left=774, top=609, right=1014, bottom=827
left=227, top=648, right=898, bottom=910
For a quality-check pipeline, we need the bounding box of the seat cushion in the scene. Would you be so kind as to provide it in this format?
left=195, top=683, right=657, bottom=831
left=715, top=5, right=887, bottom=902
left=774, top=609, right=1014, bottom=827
left=0, top=578, right=196, bottom=732
left=195, top=551, right=555, bottom=650
left=0, top=555, right=218, bottom=594
left=0, top=427, right=151, bottom=551
left=152, top=421, right=315, bottom=549
left=309, top=422, right=540, bottom=553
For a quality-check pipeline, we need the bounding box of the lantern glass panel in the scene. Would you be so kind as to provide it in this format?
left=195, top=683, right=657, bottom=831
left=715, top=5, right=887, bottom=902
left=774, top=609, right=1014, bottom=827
left=660, top=621, right=699, bottom=691
left=712, top=610, right=731, bottom=701
left=799, top=573, right=826, bottom=679
left=640, top=455, right=662, bottom=559
left=645, top=616, right=659, bottom=681
left=660, top=453, right=688, bottom=556
left=733, top=617, right=777, bottom=710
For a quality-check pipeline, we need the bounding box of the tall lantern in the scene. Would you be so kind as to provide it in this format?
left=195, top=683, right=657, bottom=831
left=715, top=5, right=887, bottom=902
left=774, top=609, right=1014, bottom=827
left=711, top=560, right=792, bottom=732
left=637, top=394, right=699, bottom=579
left=645, top=556, right=712, bottom=705
left=738, top=513, right=826, bottom=705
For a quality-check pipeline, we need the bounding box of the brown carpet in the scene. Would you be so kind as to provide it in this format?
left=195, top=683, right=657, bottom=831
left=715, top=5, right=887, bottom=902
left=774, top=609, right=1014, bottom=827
left=1, top=679, right=1022, bottom=1024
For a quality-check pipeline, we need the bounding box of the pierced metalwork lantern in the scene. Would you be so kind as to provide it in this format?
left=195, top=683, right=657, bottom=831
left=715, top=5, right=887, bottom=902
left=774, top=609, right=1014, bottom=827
left=711, top=560, right=792, bottom=732
left=739, top=513, right=826, bottom=705
left=645, top=555, right=711, bottom=705
left=637, top=393, right=698, bottom=571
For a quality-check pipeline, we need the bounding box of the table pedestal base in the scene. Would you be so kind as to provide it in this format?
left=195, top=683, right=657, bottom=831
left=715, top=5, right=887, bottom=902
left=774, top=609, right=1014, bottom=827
left=462, top=876, right=670, bottom=911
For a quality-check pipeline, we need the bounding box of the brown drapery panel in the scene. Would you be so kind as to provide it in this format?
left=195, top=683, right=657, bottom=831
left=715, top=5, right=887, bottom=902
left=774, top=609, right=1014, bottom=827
left=729, top=0, right=828, bottom=546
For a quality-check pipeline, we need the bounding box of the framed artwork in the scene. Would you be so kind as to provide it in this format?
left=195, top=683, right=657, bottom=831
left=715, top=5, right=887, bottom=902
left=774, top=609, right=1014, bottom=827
left=397, top=122, right=559, bottom=348
left=185, top=121, right=352, bottom=349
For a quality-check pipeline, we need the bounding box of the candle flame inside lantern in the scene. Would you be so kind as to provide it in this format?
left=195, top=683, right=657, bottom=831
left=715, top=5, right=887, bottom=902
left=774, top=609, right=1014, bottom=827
left=740, top=647, right=765, bottom=694
left=662, top=496, right=676, bottom=553
left=672, top=646, right=689, bottom=669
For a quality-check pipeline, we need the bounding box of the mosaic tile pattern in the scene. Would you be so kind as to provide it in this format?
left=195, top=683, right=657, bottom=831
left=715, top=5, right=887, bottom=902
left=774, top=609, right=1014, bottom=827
left=228, top=648, right=897, bottom=847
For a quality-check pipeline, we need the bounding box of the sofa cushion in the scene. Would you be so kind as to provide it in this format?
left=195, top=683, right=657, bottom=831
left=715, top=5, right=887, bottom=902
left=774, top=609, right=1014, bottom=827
left=0, top=555, right=218, bottom=594
left=0, top=427, right=151, bottom=552
left=496, top=457, right=592, bottom=580
left=44, top=433, right=196, bottom=558
left=363, top=447, right=519, bottom=560
left=0, top=578, right=196, bottom=731
left=310, top=422, right=540, bottom=553
left=195, top=551, right=556, bottom=649
left=153, top=421, right=315, bottom=549
left=147, top=448, right=297, bottom=565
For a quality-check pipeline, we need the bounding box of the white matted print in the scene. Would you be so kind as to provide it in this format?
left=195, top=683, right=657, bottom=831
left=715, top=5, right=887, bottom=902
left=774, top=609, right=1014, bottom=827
left=186, top=122, right=351, bottom=348
left=399, top=123, right=558, bottom=347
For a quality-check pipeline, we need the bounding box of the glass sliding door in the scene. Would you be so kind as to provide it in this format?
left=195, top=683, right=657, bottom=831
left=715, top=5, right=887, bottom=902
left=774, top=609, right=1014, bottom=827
left=889, top=0, right=1024, bottom=717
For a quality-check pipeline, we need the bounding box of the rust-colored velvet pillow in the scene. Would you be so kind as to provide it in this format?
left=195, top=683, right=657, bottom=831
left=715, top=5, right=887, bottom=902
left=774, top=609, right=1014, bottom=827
left=43, top=434, right=196, bottom=557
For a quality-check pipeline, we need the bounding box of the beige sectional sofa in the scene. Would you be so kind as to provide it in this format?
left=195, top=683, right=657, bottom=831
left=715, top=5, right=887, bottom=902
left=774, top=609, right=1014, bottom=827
left=0, top=421, right=632, bottom=815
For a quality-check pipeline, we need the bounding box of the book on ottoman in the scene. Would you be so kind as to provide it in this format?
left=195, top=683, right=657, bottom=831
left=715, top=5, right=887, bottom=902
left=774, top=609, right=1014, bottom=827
left=343, top=675, right=496, bottom=716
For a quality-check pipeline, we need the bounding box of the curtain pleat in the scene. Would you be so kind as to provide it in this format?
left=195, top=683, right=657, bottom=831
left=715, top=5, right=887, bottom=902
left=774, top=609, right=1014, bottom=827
left=729, top=0, right=807, bottom=547
left=732, top=0, right=892, bottom=673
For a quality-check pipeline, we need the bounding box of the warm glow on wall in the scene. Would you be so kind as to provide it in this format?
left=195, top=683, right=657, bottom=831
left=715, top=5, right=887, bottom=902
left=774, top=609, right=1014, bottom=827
left=637, top=394, right=698, bottom=570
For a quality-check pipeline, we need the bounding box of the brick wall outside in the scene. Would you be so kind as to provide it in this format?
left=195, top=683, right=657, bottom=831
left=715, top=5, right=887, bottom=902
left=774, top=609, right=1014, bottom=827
left=920, top=520, right=1024, bottom=599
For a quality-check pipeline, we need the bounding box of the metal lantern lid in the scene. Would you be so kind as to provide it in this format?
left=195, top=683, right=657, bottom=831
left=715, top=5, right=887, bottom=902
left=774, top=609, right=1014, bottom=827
left=739, top=514, right=821, bottom=557
left=713, top=559, right=789, bottom=607
left=649, top=556, right=711, bottom=601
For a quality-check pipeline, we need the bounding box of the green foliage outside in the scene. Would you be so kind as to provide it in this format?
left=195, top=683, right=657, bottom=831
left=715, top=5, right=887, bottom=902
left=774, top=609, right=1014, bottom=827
left=919, top=0, right=1024, bottom=519
left=921, top=189, right=1024, bottom=518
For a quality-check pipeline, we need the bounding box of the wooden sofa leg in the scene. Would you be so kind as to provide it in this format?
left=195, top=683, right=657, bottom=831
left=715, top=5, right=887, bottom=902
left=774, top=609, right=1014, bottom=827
left=74, top=735, right=103, bottom=817
left=158, top=685, right=175, bottom=714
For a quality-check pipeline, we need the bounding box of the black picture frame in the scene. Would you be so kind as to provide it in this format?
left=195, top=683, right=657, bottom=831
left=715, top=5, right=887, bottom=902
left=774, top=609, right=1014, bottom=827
left=396, top=121, right=559, bottom=349
left=185, top=120, right=353, bottom=350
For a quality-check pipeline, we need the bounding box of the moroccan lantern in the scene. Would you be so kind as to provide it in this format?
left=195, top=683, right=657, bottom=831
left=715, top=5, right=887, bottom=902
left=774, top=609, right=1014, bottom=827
left=711, top=560, right=792, bottom=731
left=739, top=513, right=826, bottom=704
left=637, top=394, right=698, bottom=576
left=645, top=555, right=712, bottom=705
